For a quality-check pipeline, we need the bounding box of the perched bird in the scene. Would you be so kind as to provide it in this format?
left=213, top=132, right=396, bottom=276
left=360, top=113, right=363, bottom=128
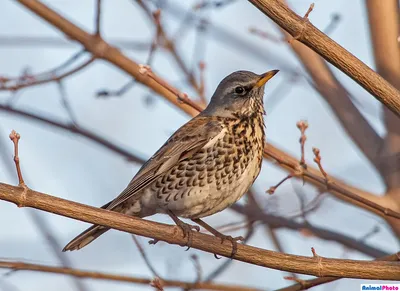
left=63, top=70, right=279, bottom=256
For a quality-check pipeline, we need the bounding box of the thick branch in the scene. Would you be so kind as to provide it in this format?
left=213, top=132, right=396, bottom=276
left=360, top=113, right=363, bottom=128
left=0, top=183, right=399, bottom=280
left=0, top=261, right=258, bottom=291
left=248, top=0, right=400, bottom=117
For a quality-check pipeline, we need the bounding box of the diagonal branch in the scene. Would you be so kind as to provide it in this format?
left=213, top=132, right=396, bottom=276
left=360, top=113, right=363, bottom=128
left=0, top=182, right=399, bottom=280
left=247, top=0, right=400, bottom=117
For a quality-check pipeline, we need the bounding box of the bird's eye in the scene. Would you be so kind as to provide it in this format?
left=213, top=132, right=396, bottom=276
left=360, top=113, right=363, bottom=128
left=235, top=86, right=245, bottom=95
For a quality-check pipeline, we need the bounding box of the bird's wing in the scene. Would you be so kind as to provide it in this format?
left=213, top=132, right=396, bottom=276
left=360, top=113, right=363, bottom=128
left=106, top=116, right=225, bottom=210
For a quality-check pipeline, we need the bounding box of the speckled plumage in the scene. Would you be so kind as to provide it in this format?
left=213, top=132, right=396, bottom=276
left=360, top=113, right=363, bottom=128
left=63, top=70, right=278, bottom=252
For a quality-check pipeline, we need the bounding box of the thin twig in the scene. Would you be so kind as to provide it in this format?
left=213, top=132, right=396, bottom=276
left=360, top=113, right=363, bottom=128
left=57, top=81, right=78, bottom=126
left=312, top=148, right=328, bottom=181
left=95, top=0, right=102, bottom=36
left=296, top=120, right=308, bottom=168
left=138, top=65, right=203, bottom=112
left=8, top=130, right=25, bottom=186
left=0, top=57, right=95, bottom=91
left=267, top=174, right=293, bottom=194
left=131, top=235, right=162, bottom=279
left=0, top=261, right=257, bottom=291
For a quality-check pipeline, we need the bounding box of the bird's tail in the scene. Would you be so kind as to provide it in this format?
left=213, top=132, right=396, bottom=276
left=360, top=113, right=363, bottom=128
left=62, top=224, right=110, bottom=251
left=63, top=201, right=113, bottom=252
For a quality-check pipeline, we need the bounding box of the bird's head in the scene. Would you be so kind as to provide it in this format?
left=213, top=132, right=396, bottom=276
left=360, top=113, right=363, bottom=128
left=201, top=70, right=279, bottom=118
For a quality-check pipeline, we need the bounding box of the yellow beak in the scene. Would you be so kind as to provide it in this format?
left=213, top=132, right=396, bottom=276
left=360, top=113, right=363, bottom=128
left=254, top=70, right=279, bottom=88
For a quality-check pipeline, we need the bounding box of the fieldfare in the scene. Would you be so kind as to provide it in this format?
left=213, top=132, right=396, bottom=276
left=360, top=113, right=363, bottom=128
left=63, top=70, right=279, bottom=256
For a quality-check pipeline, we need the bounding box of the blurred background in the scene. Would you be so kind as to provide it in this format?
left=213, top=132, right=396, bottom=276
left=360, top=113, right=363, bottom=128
left=0, top=0, right=398, bottom=290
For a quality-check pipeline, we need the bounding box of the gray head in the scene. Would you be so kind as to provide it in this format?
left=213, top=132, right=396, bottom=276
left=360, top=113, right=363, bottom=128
left=201, top=70, right=279, bottom=118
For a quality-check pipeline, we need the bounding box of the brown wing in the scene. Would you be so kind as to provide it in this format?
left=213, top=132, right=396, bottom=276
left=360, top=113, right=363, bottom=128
left=106, top=116, right=224, bottom=210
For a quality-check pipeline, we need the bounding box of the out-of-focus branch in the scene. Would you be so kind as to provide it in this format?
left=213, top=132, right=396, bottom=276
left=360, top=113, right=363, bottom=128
left=275, top=252, right=400, bottom=291
left=0, top=36, right=150, bottom=50
left=0, top=183, right=399, bottom=279
left=134, top=1, right=203, bottom=96
left=231, top=204, right=388, bottom=258
left=0, top=104, right=146, bottom=165
left=0, top=56, right=95, bottom=91
left=365, top=0, right=400, bottom=237
left=247, top=0, right=400, bottom=117
left=0, top=261, right=258, bottom=291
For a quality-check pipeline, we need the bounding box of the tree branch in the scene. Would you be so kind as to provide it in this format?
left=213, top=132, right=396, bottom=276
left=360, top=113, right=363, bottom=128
left=0, top=104, right=146, bottom=165
left=247, top=0, right=400, bottom=117
left=0, top=183, right=399, bottom=280
left=275, top=252, right=400, bottom=291
left=0, top=261, right=258, bottom=291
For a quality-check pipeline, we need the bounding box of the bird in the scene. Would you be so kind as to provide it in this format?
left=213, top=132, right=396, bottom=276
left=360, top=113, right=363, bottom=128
left=63, top=69, right=279, bottom=257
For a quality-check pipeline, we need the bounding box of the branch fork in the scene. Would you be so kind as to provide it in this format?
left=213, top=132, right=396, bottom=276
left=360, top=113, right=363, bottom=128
left=288, top=3, right=315, bottom=44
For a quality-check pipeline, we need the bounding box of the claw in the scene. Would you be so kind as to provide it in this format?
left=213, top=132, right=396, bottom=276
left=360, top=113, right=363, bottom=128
left=217, top=235, right=244, bottom=258
left=176, top=221, right=200, bottom=250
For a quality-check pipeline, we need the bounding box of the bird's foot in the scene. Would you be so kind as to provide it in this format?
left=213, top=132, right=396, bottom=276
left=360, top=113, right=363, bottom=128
left=175, top=220, right=200, bottom=250
left=214, top=234, right=244, bottom=259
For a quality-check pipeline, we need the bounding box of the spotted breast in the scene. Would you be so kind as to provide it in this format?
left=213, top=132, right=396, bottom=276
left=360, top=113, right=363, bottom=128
left=129, top=113, right=265, bottom=219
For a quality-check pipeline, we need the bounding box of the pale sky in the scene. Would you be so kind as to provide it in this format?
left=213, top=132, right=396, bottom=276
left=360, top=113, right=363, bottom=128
left=0, top=1, right=397, bottom=290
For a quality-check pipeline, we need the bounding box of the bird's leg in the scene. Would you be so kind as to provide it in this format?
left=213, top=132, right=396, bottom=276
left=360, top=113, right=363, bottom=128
left=192, top=218, right=244, bottom=258
left=167, top=210, right=200, bottom=250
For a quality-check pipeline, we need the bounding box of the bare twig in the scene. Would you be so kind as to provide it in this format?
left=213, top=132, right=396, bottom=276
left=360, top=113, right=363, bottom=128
left=0, top=261, right=256, bottom=291
left=312, top=148, right=328, bottom=182
left=95, top=0, right=101, bottom=36
left=132, top=235, right=162, bottom=279
left=296, top=120, right=308, bottom=168
left=267, top=174, right=293, bottom=195
left=57, top=81, right=78, bottom=126
left=138, top=65, right=204, bottom=112
left=288, top=3, right=314, bottom=44
left=0, top=104, right=146, bottom=165
left=8, top=130, right=25, bottom=186
left=0, top=57, right=95, bottom=91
